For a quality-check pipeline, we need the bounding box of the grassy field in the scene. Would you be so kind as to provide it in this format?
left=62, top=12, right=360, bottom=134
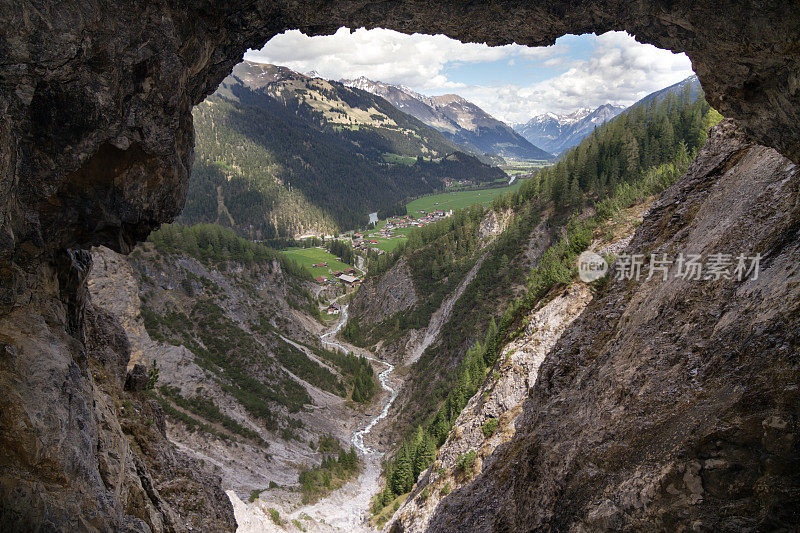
left=281, top=247, right=360, bottom=279
left=358, top=180, right=530, bottom=253
left=500, top=161, right=551, bottom=177
left=362, top=220, right=408, bottom=252
left=405, top=180, right=526, bottom=217
left=363, top=233, right=408, bottom=252
left=382, top=153, right=420, bottom=165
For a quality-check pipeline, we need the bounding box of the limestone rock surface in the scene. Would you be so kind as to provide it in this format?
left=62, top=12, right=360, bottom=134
left=414, top=121, right=800, bottom=531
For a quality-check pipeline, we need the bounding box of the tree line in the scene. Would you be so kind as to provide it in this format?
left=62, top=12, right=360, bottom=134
left=370, top=82, right=723, bottom=514
left=148, top=222, right=312, bottom=280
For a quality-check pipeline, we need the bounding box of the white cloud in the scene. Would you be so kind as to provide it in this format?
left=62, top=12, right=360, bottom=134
left=245, top=29, right=694, bottom=124
left=454, top=32, right=694, bottom=123
left=245, top=27, right=536, bottom=91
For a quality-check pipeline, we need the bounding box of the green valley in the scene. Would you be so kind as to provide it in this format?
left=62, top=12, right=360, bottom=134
left=405, top=180, right=525, bottom=217
left=281, top=247, right=362, bottom=281
left=180, top=61, right=507, bottom=240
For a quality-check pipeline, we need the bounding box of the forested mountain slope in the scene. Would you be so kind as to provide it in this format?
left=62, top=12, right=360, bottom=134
left=425, top=94, right=554, bottom=161
left=182, top=62, right=505, bottom=239
left=352, top=78, right=723, bottom=525
left=634, top=74, right=701, bottom=108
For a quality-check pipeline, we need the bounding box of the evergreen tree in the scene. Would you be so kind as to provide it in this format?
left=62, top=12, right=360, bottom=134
left=413, top=431, right=437, bottom=478
left=483, top=317, right=499, bottom=365
left=391, top=445, right=413, bottom=494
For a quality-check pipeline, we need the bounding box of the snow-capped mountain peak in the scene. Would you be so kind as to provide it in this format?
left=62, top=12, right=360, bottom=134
left=558, top=107, right=592, bottom=125
left=341, top=76, right=379, bottom=91
left=340, top=75, right=552, bottom=160
left=514, top=104, right=626, bottom=154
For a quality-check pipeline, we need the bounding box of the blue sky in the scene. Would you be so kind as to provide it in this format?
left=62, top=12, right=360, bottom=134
left=245, top=28, right=695, bottom=124
left=441, top=34, right=596, bottom=87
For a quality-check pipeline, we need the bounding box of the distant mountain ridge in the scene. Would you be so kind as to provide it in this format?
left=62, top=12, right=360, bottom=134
left=341, top=76, right=553, bottom=161
left=514, top=75, right=702, bottom=155
left=632, top=74, right=701, bottom=108
left=514, top=104, right=626, bottom=155
left=183, top=61, right=505, bottom=238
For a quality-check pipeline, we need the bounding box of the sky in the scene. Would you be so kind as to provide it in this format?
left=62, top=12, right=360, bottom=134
left=244, top=28, right=695, bottom=125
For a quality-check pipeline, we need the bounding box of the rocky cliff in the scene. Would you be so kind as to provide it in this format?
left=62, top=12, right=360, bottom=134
left=89, top=243, right=372, bottom=497
left=391, top=121, right=799, bottom=531
left=386, top=204, right=646, bottom=532
left=0, top=259, right=235, bottom=530
left=350, top=257, right=418, bottom=328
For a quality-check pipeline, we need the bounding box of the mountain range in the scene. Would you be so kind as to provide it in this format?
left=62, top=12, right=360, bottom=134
left=513, top=104, right=626, bottom=155
left=513, top=75, right=702, bottom=155
left=341, top=76, right=553, bottom=161
left=182, top=61, right=505, bottom=238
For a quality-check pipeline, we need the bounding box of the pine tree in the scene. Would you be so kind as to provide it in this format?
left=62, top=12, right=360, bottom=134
left=391, top=445, right=413, bottom=494
left=352, top=377, right=363, bottom=403
left=434, top=413, right=450, bottom=446
left=568, top=177, right=582, bottom=207
left=622, top=129, right=639, bottom=177
left=413, top=432, right=437, bottom=478
left=483, top=317, right=498, bottom=365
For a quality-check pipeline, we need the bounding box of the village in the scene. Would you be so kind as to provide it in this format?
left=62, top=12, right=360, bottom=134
left=307, top=208, right=455, bottom=317
left=312, top=265, right=361, bottom=287
left=350, top=208, right=453, bottom=254
left=284, top=207, right=456, bottom=317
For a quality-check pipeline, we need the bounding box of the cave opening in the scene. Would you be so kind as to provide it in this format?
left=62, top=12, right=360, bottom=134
left=161, top=26, right=712, bottom=528
left=178, top=27, right=700, bottom=240
left=0, top=2, right=798, bottom=531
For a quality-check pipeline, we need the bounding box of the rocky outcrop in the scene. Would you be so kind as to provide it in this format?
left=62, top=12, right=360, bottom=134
left=388, top=283, right=594, bottom=532
left=412, top=121, right=800, bottom=531
left=0, top=284, right=235, bottom=531
left=477, top=209, right=511, bottom=242
left=351, top=257, right=418, bottom=326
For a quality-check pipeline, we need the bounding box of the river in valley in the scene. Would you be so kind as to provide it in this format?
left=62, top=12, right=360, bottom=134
left=230, top=304, right=399, bottom=532
left=321, top=305, right=398, bottom=455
